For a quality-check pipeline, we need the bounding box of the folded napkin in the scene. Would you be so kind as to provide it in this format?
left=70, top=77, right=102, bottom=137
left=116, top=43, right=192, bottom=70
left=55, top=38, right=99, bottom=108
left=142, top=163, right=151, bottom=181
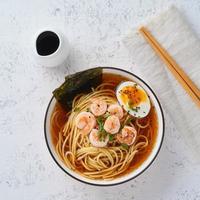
left=123, top=6, right=200, bottom=163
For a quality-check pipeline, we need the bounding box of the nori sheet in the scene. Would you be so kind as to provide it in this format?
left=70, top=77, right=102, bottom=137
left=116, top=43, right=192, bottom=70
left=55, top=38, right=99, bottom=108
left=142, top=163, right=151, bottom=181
left=53, top=67, right=103, bottom=110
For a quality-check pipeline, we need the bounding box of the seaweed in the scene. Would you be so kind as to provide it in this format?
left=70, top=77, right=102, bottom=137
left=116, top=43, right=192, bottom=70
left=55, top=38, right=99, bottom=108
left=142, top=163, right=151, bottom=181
left=53, top=67, right=103, bottom=110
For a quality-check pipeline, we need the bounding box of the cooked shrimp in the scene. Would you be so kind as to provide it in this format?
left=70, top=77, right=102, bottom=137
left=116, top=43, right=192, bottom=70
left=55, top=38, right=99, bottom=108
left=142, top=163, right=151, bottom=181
left=89, top=129, right=109, bottom=147
left=107, top=104, right=124, bottom=119
left=104, top=115, right=120, bottom=134
left=76, top=112, right=96, bottom=135
left=117, top=125, right=137, bottom=145
left=90, top=99, right=107, bottom=116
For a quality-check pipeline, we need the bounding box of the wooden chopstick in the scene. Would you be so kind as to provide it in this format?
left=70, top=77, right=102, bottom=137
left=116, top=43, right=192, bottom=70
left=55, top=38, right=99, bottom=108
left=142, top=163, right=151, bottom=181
left=139, top=26, right=200, bottom=108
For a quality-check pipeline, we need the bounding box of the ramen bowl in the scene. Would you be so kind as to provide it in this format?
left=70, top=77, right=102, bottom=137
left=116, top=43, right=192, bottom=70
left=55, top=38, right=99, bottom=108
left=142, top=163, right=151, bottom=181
left=44, top=67, right=164, bottom=186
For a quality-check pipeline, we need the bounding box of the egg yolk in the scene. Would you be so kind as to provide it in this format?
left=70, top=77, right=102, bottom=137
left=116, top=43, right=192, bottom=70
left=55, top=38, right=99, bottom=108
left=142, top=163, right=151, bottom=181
left=119, top=85, right=147, bottom=107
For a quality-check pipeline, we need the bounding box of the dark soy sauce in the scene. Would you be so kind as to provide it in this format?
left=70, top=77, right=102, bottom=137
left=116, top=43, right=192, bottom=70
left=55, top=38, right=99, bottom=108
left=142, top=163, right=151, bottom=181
left=36, top=31, right=60, bottom=56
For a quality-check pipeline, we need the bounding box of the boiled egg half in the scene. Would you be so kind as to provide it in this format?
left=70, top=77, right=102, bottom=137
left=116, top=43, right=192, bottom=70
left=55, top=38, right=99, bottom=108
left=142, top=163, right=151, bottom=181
left=116, top=81, right=151, bottom=118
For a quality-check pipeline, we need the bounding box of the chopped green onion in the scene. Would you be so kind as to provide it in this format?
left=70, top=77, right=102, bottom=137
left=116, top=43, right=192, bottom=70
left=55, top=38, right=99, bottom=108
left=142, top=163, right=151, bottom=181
left=74, top=107, right=80, bottom=112
left=97, top=116, right=110, bottom=141
left=119, top=124, right=124, bottom=132
left=109, top=134, right=114, bottom=141
left=98, top=130, right=108, bottom=141
left=86, top=108, right=90, bottom=112
left=124, top=117, right=133, bottom=125
left=131, top=106, right=140, bottom=112
left=97, top=116, right=104, bottom=132
left=121, top=143, right=129, bottom=150
left=104, top=112, right=111, bottom=118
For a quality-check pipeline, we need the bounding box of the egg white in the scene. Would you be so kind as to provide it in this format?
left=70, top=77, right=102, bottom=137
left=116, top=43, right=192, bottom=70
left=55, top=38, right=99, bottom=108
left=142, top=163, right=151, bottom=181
left=116, top=81, right=151, bottom=118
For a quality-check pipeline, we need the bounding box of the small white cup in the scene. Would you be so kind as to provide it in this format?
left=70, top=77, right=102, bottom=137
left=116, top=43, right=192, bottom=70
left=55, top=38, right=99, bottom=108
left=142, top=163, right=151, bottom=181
left=34, top=29, right=69, bottom=67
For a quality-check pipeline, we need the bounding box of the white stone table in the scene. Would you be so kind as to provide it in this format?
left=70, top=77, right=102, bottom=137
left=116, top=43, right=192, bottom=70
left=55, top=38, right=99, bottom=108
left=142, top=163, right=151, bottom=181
left=0, top=0, right=200, bottom=199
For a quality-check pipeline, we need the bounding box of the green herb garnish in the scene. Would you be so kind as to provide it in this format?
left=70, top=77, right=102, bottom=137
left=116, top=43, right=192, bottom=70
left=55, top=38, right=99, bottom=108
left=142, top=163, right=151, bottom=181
left=96, top=116, right=109, bottom=141
left=119, top=124, right=124, bottom=132
left=99, top=130, right=108, bottom=141
left=104, top=112, right=111, bottom=118
left=86, top=108, right=90, bottom=112
left=121, top=143, right=129, bottom=150
left=124, top=117, right=133, bottom=125
left=131, top=106, right=140, bottom=112
left=74, top=107, right=80, bottom=112
left=120, top=117, right=133, bottom=131
left=97, top=116, right=104, bottom=132
left=109, top=134, right=114, bottom=141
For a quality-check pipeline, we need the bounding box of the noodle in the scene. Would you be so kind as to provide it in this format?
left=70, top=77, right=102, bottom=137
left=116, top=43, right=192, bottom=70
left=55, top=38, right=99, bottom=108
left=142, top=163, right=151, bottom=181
left=50, top=81, right=156, bottom=180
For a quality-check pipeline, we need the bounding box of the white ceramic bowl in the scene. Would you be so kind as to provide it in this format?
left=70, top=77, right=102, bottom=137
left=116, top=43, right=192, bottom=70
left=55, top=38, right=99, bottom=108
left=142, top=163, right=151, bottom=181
left=44, top=67, right=165, bottom=186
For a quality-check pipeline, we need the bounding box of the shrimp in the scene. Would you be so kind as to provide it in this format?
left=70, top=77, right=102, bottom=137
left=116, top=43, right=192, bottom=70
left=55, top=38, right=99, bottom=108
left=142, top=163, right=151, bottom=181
left=75, top=112, right=96, bottom=135
left=117, top=125, right=137, bottom=146
left=90, top=99, right=107, bottom=116
left=89, top=129, right=109, bottom=147
left=107, top=104, right=124, bottom=119
left=104, top=115, right=120, bottom=134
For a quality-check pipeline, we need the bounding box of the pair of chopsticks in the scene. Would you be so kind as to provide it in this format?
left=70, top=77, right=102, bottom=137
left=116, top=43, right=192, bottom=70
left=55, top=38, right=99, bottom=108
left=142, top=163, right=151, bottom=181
left=139, top=26, right=200, bottom=108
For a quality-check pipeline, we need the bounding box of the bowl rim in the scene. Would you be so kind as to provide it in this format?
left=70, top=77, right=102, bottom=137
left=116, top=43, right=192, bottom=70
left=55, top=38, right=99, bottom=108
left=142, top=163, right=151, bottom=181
left=44, top=66, right=165, bottom=186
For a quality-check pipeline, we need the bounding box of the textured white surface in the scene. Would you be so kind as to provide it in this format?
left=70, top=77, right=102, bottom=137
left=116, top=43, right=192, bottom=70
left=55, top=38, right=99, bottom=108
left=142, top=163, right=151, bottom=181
left=0, top=0, right=200, bottom=199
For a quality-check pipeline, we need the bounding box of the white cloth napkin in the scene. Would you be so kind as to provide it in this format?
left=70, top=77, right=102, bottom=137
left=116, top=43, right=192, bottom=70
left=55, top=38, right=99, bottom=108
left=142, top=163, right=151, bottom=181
left=123, top=6, right=200, bottom=163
